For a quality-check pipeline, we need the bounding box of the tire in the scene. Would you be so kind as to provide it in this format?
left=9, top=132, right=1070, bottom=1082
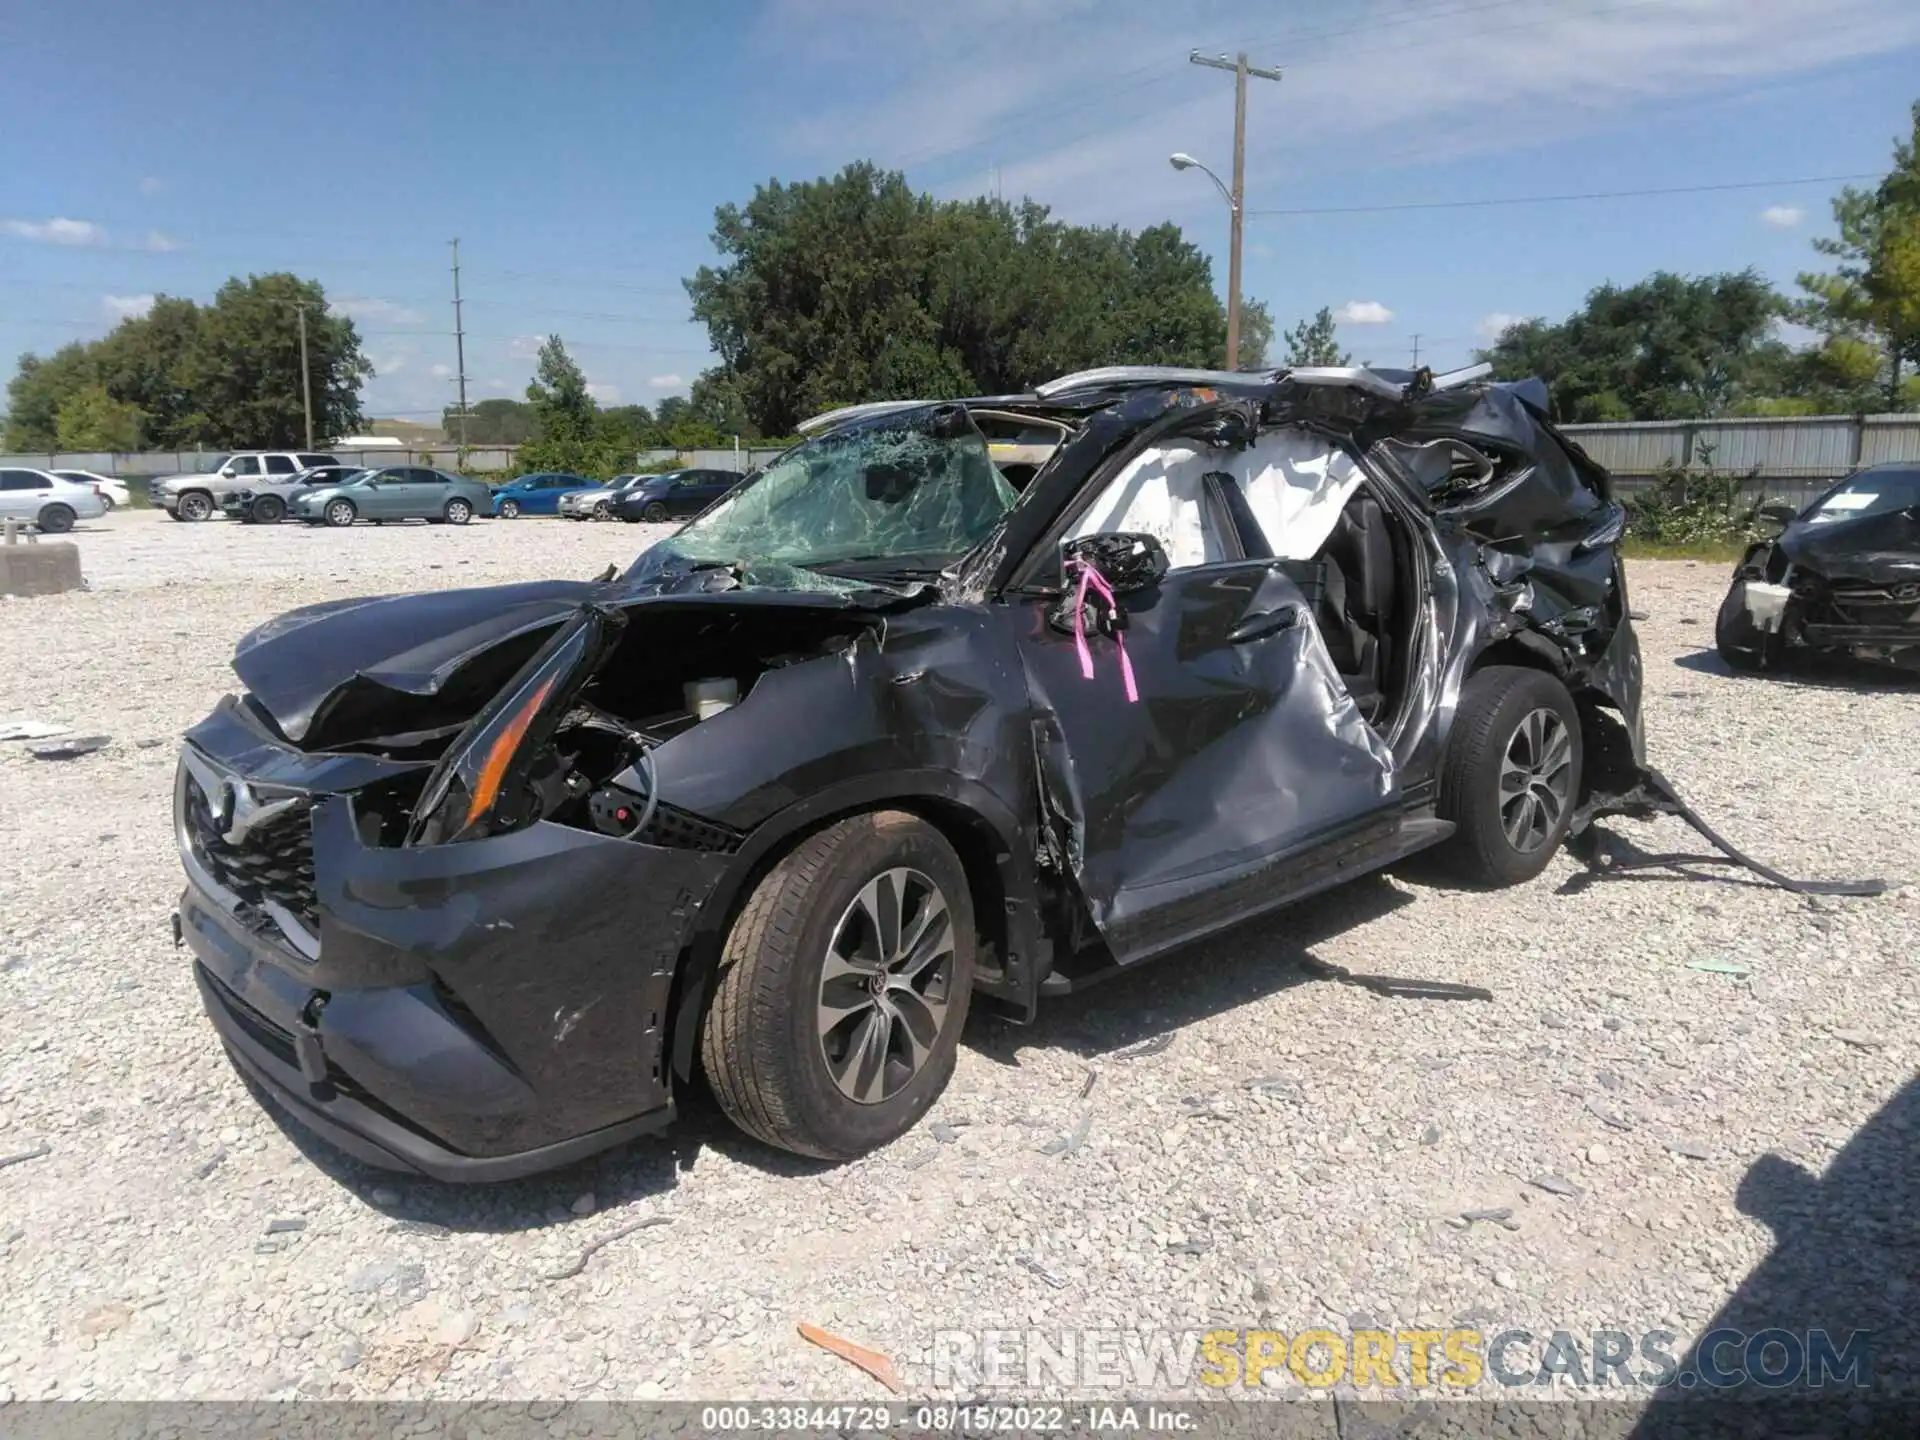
left=1436, top=666, right=1584, bottom=888
left=36, top=503, right=75, bottom=535
left=444, top=497, right=473, bottom=525
left=324, top=499, right=357, bottom=528
left=252, top=495, right=286, bottom=524
left=643, top=501, right=668, bottom=523
left=701, top=811, right=976, bottom=1160
left=497, top=499, right=521, bottom=519
left=175, top=490, right=214, bottom=522
left=593, top=500, right=612, bottom=520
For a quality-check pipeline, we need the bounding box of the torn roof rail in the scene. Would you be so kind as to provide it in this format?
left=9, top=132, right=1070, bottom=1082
left=1431, top=361, right=1494, bottom=392
left=796, top=400, right=934, bottom=436
left=1279, top=366, right=1410, bottom=402
left=1033, top=366, right=1279, bottom=400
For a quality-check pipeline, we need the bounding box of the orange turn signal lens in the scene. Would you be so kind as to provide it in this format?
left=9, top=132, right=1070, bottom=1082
left=462, top=676, right=557, bottom=829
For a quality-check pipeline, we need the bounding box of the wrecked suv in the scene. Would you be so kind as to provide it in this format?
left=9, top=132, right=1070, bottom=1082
left=1715, top=462, right=1920, bottom=674
left=175, top=363, right=1650, bottom=1179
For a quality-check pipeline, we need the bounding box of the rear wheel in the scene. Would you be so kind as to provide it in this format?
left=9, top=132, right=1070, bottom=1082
left=1437, top=666, right=1583, bottom=887
left=252, top=495, right=286, bottom=524
left=36, top=503, right=75, bottom=535
left=701, top=811, right=975, bottom=1159
left=643, top=500, right=668, bottom=522
left=593, top=500, right=612, bottom=520
left=324, top=499, right=357, bottom=528
left=176, top=490, right=214, bottom=522
left=497, top=498, right=521, bottom=519
left=444, top=497, right=473, bottom=525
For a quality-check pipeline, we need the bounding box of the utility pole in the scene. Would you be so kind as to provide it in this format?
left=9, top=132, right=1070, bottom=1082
left=295, top=303, right=315, bottom=450
left=450, top=239, right=471, bottom=449
left=1410, top=333, right=1422, bottom=369
left=1190, top=50, right=1281, bottom=370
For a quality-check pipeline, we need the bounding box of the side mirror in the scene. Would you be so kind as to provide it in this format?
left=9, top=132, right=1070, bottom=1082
left=1060, top=532, right=1170, bottom=595
left=1755, top=500, right=1798, bottom=529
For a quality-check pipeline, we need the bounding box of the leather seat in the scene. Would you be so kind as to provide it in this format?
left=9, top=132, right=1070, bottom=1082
left=1319, top=495, right=1397, bottom=716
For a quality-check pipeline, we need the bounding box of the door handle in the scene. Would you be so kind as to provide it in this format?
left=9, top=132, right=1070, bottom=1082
left=1228, top=607, right=1301, bottom=644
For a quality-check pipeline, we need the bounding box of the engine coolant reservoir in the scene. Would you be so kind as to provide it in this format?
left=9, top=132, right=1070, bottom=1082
left=684, top=677, right=739, bottom=720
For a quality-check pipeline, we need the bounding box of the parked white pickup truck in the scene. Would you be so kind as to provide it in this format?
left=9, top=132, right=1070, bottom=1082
left=152, top=451, right=340, bottom=520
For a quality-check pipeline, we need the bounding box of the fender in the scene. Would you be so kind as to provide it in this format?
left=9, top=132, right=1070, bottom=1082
left=667, top=769, right=1043, bottom=1083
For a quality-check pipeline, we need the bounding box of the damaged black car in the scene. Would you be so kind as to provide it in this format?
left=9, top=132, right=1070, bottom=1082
left=1715, top=462, right=1920, bottom=674
left=176, top=362, right=1659, bottom=1179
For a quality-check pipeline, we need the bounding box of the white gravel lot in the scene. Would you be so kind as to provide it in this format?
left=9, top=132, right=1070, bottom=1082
left=0, top=509, right=1914, bottom=1409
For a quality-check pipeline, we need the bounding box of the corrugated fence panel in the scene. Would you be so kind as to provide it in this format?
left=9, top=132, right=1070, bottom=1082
left=1691, top=418, right=1858, bottom=476
left=1859, top=415, right=1920, bottom=467
left=1557, top=424, right=1687, bottom=477
left=1562, top=414, right=1920, bottom=480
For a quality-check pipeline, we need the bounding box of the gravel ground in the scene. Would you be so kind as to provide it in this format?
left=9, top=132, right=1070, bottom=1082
left=0, top=511, right=1914, bottom=1409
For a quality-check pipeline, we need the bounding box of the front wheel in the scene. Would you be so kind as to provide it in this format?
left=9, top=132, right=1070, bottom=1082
left=252, top=495, right=286, bottom=524
left=496, top=498, right=521, bottom=519
left=1437, top=666, right=1583, bottom=888
left=643, top=501, right=668, bottom=523
left=444, top=497, right=473, bottom=525
left=36, top=503, right=75, bottom=535
left=175, top=491, right=214, bottom=522
left=593, top=500, right=612, bottom=520
left=701, top=811, right=975, bottom=1160
left=324, top=499, right=357, bottom=528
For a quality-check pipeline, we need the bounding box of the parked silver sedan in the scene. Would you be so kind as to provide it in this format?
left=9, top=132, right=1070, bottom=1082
left=289, top=466, right=494, bottom=528
left=0, top=467, right=111, bottom=533
left=557, top=474, right=649, bottom=520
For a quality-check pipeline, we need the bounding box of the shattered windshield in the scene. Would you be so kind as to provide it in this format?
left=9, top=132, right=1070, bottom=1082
left=648, top=408, right=1015, bottom=571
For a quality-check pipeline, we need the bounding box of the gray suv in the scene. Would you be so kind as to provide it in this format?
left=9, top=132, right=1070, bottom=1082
left=155, top=452, right=339, bottom=520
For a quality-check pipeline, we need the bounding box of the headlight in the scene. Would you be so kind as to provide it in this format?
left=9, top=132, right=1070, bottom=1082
left=406, top=605, right=627, bottom=845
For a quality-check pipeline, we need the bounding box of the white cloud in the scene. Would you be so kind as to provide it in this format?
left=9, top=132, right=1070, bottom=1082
left=3, top=216, right=106, bottom=246
left=332, top=296, right=425, bottom=325
left=376, top=352, right=409, bottom=377
left=102, top=294, right=156, bottom=321
left=646, top=373, right=686, bottom=389
left=586, top=381, right=623, bottom=404
left=755, top=0, right=1920, bottom=228
left=506, top=335, right=544, bottom=359
left=1761, top=203, right=1806, bottom=229
left=430, top=363, right=453, bottom=379
left=1335, top=300, right=1394, bottom=326
left=138, top=230, right=183, bottom=252
left=1477, top=311, right=1527, bottom=340
left=138, top=176, right=164, bottom=197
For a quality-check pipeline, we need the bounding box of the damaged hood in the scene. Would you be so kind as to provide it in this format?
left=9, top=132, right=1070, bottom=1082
left=234, top=562, right=932, bottom=748
left=1778, top=510, right=1920, bottom=586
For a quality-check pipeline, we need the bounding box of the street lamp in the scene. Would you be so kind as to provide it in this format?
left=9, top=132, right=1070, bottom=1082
left=1170, top=151, right=1244, bottom=369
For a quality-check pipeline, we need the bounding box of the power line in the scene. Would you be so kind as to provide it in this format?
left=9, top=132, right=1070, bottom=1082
left=1248, top=172, right=1878, bottom=217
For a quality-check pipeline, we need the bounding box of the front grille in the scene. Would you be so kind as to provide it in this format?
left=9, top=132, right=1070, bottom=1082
left=181, top=767, right=320, bottom=937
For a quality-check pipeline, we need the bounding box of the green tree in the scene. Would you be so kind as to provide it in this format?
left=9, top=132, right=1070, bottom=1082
left=1796, top=101, right=1920, bottom=407
left=1237, top=298, right=1275, bottom=370
left=1479, top=271, right=1785, bottom=422
left=4, top=343, right=98, bottom=450
left=91, top=296, right=206, bottom=446
left=1280, top=307, right=1350, bottom=367
left=182, top=275, right=371, bottom=446
left=685, top=162, right=1232, bottom=436
left=515, top=337, right=628, bottom=475
left=54, top=384, right=145, bottom=450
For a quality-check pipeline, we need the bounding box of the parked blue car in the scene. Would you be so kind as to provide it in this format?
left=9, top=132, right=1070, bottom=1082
left=490, top=472, right=598, bottom=518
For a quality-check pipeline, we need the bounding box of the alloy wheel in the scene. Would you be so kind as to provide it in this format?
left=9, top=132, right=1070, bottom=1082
left=1498, top=707, right=1574, bottom=853
left=498, top=499, right=520, bottom=518
left=177, top=492, right=212, bottom=521
left=816, top=867, right=957, bottom=1105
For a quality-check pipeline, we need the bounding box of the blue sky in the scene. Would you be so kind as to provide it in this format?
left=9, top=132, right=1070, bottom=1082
left=3, top=0, right=1918, bottom=425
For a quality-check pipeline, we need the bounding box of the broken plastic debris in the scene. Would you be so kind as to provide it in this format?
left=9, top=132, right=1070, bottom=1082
left=0, top=719, right=71, bottom=742
left=26, top=735, right=110, bottom=760
left=1686, top=959, right=1753, bottom=978
left=1666, top=1140, right=1712, bottom=1161
left=1527, top=1174, right=1581, bottom=1197
left=1113, top=1034, right=1175, bottom=1062
left=1016, top=1256, right=1070, bottom=1290
left=542, top=1214, right=673, bottom=1281
left=0, top=1143, right=50, bottom=1170
left=796, top=1322, right=903, bottom=1394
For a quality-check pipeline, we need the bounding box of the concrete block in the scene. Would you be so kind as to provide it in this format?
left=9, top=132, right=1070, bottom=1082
left=0, top=540, right=83, bottom=596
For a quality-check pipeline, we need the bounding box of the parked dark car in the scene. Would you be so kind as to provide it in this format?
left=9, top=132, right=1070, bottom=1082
left=221, top=465, right=362, bottom=523
left=1716, top=463, right=1920, bottom=674
left=491, top=472, right=596, bottom=518
left=611, top=468, right=745, bottom=523
left=174, top=363, right=1653, bottom=1180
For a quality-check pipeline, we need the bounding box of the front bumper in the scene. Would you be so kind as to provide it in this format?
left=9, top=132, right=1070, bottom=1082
left=175, top=712, right=734, bottom=1180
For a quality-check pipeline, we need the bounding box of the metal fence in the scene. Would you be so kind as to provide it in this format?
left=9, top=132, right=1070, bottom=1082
left=0, top=446, right=524, bottom=477
left=1561, top=413, right=1920, bottom=509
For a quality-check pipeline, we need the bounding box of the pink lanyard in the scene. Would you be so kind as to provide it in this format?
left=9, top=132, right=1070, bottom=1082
left=1066, top=558, right=1139, bottom=703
